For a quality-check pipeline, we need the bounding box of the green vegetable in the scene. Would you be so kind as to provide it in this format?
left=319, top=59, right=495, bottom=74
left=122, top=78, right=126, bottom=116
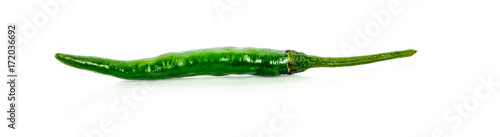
left=55, top=47, right=416, bottom=80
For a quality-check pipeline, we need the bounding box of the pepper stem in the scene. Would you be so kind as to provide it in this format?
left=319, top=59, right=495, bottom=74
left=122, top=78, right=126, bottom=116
left=307, top=49, right=417, bottom=68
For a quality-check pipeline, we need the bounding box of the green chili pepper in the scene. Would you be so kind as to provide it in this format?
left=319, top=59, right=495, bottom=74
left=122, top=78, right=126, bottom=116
left=55, top=47, right=416, bottom=80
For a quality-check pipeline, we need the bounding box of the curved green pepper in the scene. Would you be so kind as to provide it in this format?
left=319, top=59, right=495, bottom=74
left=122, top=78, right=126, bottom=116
left=55, top=47, right=416, bottom=80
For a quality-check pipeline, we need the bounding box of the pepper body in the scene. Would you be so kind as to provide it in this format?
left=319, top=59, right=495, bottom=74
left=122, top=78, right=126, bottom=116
left=56, top=47, right=417, bottom=80
left=56, top=47, right=289, bottom=79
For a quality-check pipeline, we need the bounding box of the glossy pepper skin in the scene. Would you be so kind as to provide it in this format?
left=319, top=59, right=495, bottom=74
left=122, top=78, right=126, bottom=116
left=55, top=47, right=417, bottom=80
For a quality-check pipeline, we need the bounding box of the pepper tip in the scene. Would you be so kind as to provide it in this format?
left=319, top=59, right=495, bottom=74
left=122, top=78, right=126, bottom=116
left=55, top=53, right=68, bottom=62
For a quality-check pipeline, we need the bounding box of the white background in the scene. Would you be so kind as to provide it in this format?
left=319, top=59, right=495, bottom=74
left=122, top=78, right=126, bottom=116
left=1, top=0, right=500, bottom=137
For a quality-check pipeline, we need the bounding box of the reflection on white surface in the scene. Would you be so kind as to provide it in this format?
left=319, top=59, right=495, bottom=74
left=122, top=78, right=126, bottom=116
left=63, top=75, right=308, bottom=118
